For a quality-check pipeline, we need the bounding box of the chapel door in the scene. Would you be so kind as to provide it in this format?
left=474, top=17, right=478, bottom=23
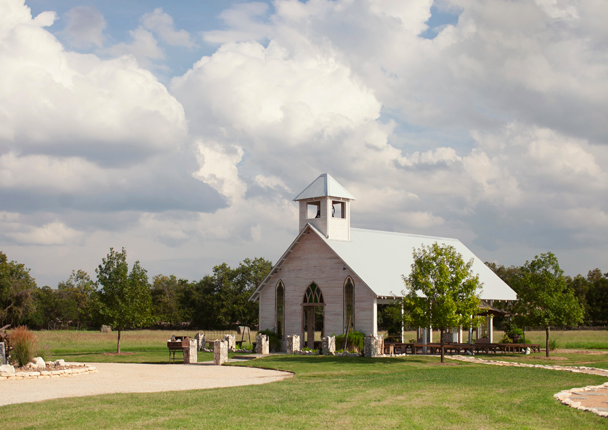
left=302, top=283, right=324, bottom=349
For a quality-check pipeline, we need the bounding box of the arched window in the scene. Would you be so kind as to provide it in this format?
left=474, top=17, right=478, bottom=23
left=344, top=277, right=355, bottom=333
left=303, top=282, right=324, bottom=304
left=276, top=281, right=285, bottom=339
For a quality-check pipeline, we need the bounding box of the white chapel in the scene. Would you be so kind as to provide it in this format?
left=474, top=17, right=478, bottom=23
left=250, top=173, right=517, bottom=349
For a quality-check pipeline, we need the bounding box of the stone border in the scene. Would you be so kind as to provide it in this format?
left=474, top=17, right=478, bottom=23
left=0, top=364, right=98, bottom=380
left=446, top=355, right=608, bottom=419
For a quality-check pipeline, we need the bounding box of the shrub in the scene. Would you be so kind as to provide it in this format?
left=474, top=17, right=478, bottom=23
left=8, top=326, right=38, bottom=367
left=258, top=329, right=282, bottom=352
left=335, top=331, right=365, bottom=352
left=549, top=338, right=559, bottom=351
left=500, top=335, right=512, bottom=344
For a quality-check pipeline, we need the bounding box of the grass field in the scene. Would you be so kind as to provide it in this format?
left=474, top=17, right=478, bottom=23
left=34, top=330, right=257, bottom=363
left=3, top=353, right=608, bottom=429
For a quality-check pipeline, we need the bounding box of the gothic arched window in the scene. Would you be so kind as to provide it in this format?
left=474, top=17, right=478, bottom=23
left=276, top=281, right=285, bottom=339
left=344, top=277, right=355, bottom=333
left=303, top=282, right=324, bottom=304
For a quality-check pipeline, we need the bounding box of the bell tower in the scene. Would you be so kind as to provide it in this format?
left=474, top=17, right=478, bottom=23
left=293, top=173, right=355, bottom=241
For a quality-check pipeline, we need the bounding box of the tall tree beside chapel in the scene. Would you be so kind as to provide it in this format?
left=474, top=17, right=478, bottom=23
left=512, top=252, right=584, bottom=357
left=402, top=243, right=483, bottom=363
left=95, top=248, right=153, bottom=353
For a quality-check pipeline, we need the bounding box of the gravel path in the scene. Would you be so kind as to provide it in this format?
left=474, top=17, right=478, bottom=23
left=0, top=362, right=292, bottom=407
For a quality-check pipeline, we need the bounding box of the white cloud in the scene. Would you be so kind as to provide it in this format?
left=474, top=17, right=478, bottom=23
left=2, top=0, right=608, bottom=287
left=141, top=8, right=195, bottom=47
left=102, top=27, right=164, bottom=67
left=64, top=6, right=106, bottom=48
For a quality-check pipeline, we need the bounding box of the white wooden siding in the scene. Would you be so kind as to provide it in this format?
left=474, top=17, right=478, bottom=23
left=257, top=232, right=377, bottom=340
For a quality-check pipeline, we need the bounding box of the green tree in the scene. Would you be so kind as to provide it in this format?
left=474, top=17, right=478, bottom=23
left=512, top=252, right=584, bottom=357
left=586, top=269, right=608, bottom=325
left=0, top=252, right=37, bottom=327
left=402, top=243, right=483, bottom=363
left=95, top=248, right=153, bottom=353
left=188, top=257, right=272, bottom=329
left=151, top=274, right=190, bottom=325
left=57, top=270, right=97, bottom=329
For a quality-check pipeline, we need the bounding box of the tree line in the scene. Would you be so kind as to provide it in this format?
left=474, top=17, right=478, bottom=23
left=0, top=249, right=272, bottom=335
left=486, top=259, right=608, bottom=326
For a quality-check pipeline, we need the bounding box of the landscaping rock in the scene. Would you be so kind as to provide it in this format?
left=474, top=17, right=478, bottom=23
left=195, top=332, right=206, bottom=351
left=256, top=334, right=269, bottom=355
left=214, top=339, right=228, bottom=365
left=0, top=364, right=15, bottom=374
left=224, top=334, right=236, bottom=351
left=322, top=335, right=335, bottom=355
left=183, top=339, right=197, bottom=364
left=364, top=334, right=383, bottom=358
left=286, top=335, right=300, bottom=354
left=54, top=359, right=65, bottom=367
left=32, top=357, right=46, bottom=370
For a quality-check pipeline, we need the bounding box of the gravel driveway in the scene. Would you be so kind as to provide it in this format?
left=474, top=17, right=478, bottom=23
left=0, top=362, right=292, bottom=407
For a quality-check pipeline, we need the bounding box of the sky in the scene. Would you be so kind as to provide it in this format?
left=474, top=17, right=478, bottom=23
left=1, top=0, right=607, bottom=288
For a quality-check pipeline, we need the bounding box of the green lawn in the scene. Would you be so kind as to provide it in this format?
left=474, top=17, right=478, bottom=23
left=34, top=330, right=254, bottom=363
left=3, top=355, right=608, bottom=429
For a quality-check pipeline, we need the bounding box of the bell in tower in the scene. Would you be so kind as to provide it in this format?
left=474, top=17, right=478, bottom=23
left=293, top=173, right=355, bottom=241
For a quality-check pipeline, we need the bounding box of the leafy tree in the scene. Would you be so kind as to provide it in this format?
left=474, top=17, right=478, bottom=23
left=56, top=270, right=97, bottom=329
left=24, top=286, right=59, bottom=330
left=565, top=274, right=591, bottom=324
left=586, top=269, right=608, bottom=325
left=189, top=257, right=272, bottom=329
left=0, top=252, right=37, bottom=327
left=151, top=274, right=190, bottom=325
left=95, top=248, right=153, bottom=353
left=512, top=252, right=584, bottom=357
left=402, top=243, right=483, bottom=363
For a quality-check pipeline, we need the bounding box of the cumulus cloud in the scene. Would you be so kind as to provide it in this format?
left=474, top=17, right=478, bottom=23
left=102, top=27, right=165, bottom=67
left=2, top=0, right=608, bottom=287
left=64, top=6, right=106, bottom=48
left=141, top=8, right=195, bottom=47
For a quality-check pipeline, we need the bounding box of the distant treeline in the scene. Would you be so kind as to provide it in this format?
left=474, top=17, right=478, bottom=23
left=486, top=262, right=608, bottom=326
left=0, top=251, right=271, bottom=331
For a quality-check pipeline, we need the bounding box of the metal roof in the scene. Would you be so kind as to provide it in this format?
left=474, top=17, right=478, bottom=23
left=314, top=225, right=517, bottom=301
left=293, top=173, right=356, bottom=201
left=250, top=223, right=518, bottom=302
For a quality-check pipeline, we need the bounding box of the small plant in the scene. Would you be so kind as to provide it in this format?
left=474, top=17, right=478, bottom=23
left=549, top=338, right=559, bottom=351
left=499, top=335, right=512, bottom=344
left=8, top=326, right=38, bottom=367
left=335, top=331, right=365, bottom=352
left=301, top=347, right=311, bottom=352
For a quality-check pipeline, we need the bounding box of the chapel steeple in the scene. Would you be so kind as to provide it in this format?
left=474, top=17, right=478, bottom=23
left=293, top=173, right=355, bottom=241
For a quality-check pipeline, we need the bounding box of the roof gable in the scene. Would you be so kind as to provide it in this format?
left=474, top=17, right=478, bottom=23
left=319, top=227, right=517, bottom=301
left=293, top=173, right=356, bottom=201
left=250, top=224, right=518, bottom=302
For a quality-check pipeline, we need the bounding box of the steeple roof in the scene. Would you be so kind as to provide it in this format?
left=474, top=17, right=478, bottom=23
left=293, top=173, right=356, bottom=201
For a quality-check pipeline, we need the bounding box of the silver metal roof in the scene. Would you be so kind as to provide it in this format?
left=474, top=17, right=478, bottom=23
left=315, top=226, right=517, bottom=301
left=250, top=223, right=517, bottom=302
left=293, top=173, right=356, bottom=201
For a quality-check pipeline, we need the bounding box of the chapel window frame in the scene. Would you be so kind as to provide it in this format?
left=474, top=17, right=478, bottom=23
left=276, top=281, right=285, bottom=340
left=343, top=276, right=355, bottom=333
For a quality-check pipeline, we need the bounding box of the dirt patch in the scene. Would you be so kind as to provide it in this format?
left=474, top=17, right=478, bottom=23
left=554, top=349, right=608, bottom=355
left=531, top=356, right=568, bottom=361
left=102, top=352, right=136, bottom=356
